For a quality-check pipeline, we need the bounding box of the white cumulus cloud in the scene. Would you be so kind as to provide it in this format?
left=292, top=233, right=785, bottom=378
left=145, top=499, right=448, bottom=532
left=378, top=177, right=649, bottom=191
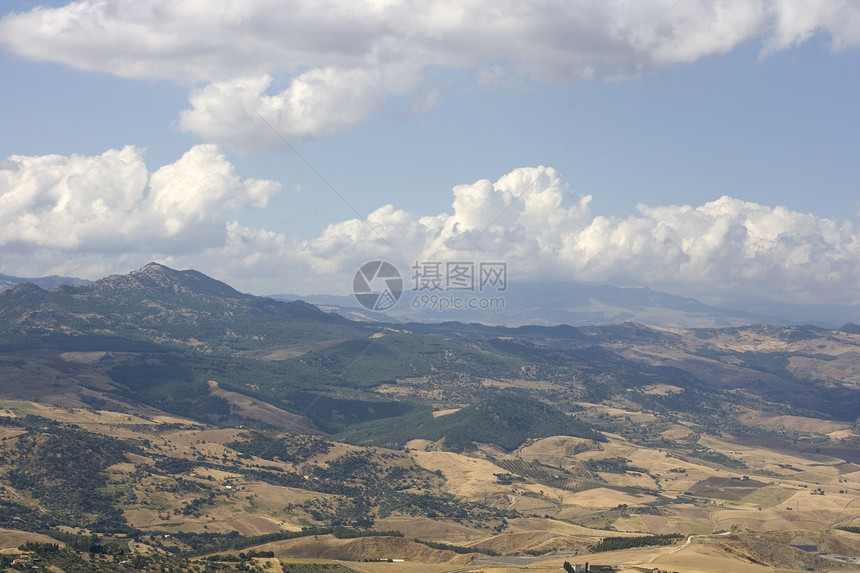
left=178, top=66, right=420, bottom=151
left=0, top=144, right=280, bottom=276
left=1, top=153, right=858, bottom=305
left=3, top=1, right=859, bottom=150
left=282, top=166, right=860, bottom=305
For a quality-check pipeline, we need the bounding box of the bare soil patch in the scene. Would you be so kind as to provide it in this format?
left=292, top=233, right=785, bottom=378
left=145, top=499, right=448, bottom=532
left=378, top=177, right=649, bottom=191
left=687, top=476, right=767, bottom=501
left=0, top=529, right=64, bottom=551
left=235, top=339, right=346, bottom=360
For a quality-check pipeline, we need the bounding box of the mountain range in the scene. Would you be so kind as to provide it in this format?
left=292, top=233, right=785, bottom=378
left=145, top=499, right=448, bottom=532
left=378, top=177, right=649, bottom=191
left=3, top=262, right=860, bottom=427
left=5, top=264, right=855, bottom=328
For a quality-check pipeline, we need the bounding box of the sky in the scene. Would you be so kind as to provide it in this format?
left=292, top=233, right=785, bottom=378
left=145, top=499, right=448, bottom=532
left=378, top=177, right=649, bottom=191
left=1, top=0, right=859, bottom=308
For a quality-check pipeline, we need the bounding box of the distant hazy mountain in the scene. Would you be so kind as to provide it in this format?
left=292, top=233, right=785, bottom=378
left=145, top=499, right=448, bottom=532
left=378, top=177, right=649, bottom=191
left=273, top=293, right=407, bottom=323
left=714, top=299, right=860, bottom=328
left=274, top=282, right=792, bottom=328
left=0, top=271, right=91, bottom=291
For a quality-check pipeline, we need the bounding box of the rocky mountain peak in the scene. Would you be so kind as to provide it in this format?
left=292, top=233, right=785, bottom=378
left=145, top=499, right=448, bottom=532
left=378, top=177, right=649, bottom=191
left=89, top=262, right=247, bottom=300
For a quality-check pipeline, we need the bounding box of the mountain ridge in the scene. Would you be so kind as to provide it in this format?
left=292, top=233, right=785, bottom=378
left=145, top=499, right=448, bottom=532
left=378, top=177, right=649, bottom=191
left=0, top=271, right=91, bottom=291
left=0, top=262, right=357, bottom=352
left=80, top=261, right=249, bottom=300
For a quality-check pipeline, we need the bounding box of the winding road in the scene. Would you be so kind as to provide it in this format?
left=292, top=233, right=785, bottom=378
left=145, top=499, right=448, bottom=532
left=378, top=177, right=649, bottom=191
left=646, top=530, right=733, bottom=564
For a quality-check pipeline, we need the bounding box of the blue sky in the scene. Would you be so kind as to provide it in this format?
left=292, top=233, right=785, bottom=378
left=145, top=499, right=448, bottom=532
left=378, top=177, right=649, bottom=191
left=1, top=1, right=859, bottom=307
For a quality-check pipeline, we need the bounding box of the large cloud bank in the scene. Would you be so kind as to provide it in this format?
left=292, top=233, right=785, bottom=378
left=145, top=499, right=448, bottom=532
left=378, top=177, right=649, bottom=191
left=3, top=0, right=859, bottom=151
left=1, top=149, right=857, bottom=305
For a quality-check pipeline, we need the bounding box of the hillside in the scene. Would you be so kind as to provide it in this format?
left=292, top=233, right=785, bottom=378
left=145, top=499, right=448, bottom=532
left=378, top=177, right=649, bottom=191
left=1, top=263, right=860, bottom=572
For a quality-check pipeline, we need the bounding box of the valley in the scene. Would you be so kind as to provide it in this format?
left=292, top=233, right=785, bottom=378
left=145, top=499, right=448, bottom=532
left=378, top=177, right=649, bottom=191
left=1, top=264, right=860, bottom=572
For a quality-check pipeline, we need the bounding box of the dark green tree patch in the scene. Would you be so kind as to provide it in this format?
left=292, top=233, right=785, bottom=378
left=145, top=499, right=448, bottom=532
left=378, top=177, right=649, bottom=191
left=7, top=422, right=132, bottom=530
